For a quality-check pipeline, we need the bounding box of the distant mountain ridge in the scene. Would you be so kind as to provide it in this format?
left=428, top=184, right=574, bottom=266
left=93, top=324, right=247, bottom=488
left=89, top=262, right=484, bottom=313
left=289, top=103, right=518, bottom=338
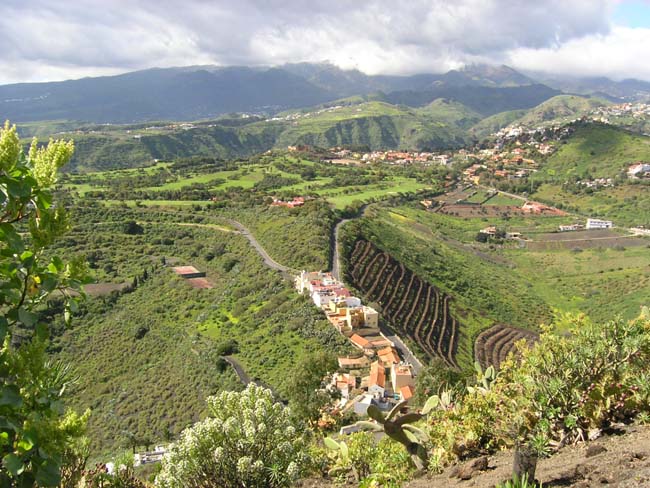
left=0, top=63, right=557, bottom=124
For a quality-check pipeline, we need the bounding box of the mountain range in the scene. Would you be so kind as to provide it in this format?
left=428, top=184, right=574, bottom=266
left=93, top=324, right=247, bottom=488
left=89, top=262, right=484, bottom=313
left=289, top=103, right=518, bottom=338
left=3, top=62, right=647, bottom=125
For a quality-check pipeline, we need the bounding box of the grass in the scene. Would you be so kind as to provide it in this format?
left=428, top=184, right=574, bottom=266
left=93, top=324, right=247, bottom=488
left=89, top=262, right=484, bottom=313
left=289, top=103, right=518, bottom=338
left=533, top=182, right=650, bottom=227
left=534, top=123, right=650, bottom=181
left=316, top=177, right=433, bottom=209
left=50, top=204, right=350, bottom=457
left=483, top=192, right=524, bottom=206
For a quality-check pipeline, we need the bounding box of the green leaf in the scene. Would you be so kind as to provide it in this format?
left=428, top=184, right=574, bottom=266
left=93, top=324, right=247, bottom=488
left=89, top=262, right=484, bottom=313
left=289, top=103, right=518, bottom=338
left=339, top=441, right=349, bottom=459
left=0, top=316, right=7, bottom=343
left=0, top=385, right=22, bottom=408
left=41, top=275, right=57, bottom=293
left=323, top=437, right=340, bottom=451
left=0, top=223, right=24, bottom=252
left=366, top=405, right=385, bottom=423
left=2, top=453, right=25, bottom=476
left=0, top=432, right=9, bottom=446
left=16, top=436, right=34, bottom=453
left=6, top=178, right=32, bottom=198
left=421, top=395, right=440, bottom=415
left=18, top=308, right=37, bottom=327
left=36, top=191, right=53, bottom=210
left=34, top=459, right=61, bottom=487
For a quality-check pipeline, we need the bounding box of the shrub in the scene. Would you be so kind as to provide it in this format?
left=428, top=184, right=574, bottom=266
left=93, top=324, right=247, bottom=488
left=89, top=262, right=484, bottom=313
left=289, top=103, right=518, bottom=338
left=155, top=385, right=308, bottom=488
left=495, top=313, right=650, bottom=452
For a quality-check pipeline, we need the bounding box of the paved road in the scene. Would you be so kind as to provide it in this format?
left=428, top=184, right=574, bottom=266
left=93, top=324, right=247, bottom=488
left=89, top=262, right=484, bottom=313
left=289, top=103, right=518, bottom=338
left=380, top=325, right=423, bottom=375
left=329, top=207, right=425, bottom=375
left=227, top=219, right=298, bottom=275
left=223, top=355, right=285, bottom=402
left=331, top=218, right=350, bottom=281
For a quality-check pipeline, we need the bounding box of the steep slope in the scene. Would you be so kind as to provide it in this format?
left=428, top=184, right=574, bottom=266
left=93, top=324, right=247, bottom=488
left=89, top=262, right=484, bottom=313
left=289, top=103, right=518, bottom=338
left=469, top=109, right=528, bottom=138
left=416, top=98, right=483, bottom=129
left=347, top=239, right=461, bottom=368
left=470, top=95, right=609, bottom=139
left=535, top=122, right=650, bottom=181
left=273, top=101, right=471, bottom=151
left=515, top=95, right=609, bottom=127
left=383, top=84, right=561, bottom=116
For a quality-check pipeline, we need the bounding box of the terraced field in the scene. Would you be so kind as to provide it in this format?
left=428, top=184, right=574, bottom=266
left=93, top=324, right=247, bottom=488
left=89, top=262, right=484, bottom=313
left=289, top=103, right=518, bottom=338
left=347, top=239, right=460, bottom=368
left=474, top=324, right=539, bottom=369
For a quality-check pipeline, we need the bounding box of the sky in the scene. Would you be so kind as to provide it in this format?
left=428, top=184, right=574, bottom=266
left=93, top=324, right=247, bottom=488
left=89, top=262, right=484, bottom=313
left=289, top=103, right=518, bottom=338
left=1, top=0, right=650, bottom=85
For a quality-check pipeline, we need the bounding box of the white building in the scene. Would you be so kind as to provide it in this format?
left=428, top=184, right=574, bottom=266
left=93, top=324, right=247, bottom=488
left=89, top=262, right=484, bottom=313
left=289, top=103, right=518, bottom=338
left=353, top=394, right=374, bottom=416
left=586, top=218, right=614, bottom=230
left=628, top=163, right=650, bottom=178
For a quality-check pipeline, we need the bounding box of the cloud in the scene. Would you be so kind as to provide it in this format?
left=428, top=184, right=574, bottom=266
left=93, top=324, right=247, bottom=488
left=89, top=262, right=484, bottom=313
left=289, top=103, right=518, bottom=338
left=507, top=25, right=650, bottom=81
left=0, top=0, right=632, bottom=84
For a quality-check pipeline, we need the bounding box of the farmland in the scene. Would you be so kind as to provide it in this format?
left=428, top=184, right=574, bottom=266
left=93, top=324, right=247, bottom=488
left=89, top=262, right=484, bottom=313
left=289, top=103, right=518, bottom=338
left=61, top=153, right=438, bottom=211
left=342, top=202, right=650, bottom=371
left=346, top=239, right=462, bottom=368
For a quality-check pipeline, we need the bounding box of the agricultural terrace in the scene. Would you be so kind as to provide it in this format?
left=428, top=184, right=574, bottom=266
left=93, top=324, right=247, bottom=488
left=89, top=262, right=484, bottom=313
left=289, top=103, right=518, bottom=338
left=349, top=203, right=650, bottom=369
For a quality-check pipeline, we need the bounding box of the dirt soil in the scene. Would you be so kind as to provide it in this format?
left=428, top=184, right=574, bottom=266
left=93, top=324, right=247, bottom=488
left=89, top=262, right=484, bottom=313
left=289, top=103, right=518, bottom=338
left=298, top=424, right=650, bottom=488
left=407, top=424, right=650, bottom=488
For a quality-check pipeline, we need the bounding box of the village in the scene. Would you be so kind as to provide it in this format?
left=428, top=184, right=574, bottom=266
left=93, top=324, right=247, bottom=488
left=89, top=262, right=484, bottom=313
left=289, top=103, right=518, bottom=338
left=295, top=271, right=417, bottom=424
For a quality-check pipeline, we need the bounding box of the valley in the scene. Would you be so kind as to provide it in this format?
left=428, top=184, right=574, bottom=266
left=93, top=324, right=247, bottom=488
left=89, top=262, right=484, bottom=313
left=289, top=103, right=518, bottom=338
left=3, top=62, right=650, bottom=488
left=39, top=118, right=649, bottom=463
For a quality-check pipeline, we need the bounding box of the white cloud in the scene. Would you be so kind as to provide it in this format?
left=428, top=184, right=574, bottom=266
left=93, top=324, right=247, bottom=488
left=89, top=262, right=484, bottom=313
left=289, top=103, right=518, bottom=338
left=0, top=0, right=636, bottom=84
left=508, top=25, right=650, bottom=81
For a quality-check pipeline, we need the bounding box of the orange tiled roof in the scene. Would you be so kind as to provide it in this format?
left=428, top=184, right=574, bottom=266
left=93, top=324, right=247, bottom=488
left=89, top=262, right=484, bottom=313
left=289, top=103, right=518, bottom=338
left=350, top=334, right=371, bottom=348
left=400, top=385, right=414, bottom=400
left=368, top=361, right=386, bottom=389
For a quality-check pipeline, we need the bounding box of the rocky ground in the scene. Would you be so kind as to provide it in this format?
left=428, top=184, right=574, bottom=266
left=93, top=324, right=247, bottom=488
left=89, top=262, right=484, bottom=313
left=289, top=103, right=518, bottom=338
left=407, top=423, right=650, bottom=487
left=301, top=423, right=650, bottom=487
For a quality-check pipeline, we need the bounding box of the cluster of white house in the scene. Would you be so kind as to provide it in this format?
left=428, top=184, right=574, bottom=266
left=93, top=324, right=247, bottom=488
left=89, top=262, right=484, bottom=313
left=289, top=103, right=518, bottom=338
left=628, top=162, right=650, bottom=178
left=295, top=271, right=416, bottom=416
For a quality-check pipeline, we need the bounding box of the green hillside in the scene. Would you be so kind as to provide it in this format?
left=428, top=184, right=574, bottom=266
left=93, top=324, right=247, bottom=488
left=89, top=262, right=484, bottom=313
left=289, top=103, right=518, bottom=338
left=51, top=101, right=481, bottom=171
left=469, top=95, right=608, bottom=139
left=274, top=101, right=472, bottom=151
left=416, top=98, right=483, bottom=129
left=536, top=122, right=650, bottom=180
left=469, top=108, right=527, bottom=138
left=515, top=95, right=609, bottom=127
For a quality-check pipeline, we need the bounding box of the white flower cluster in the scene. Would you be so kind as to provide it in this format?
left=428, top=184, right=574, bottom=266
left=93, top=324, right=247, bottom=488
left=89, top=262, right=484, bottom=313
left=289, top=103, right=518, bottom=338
left=155, top=384, right=308, bottom=488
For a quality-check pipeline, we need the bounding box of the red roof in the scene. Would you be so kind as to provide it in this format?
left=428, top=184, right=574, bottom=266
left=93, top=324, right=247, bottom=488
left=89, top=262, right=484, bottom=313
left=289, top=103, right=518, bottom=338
left=369, top=361, right=386, bottom=389
left=172, top=266, right=201, bottom=275
left=400, top=385, right=414, bottom=400
left=350, top=334, right=371, bottom=349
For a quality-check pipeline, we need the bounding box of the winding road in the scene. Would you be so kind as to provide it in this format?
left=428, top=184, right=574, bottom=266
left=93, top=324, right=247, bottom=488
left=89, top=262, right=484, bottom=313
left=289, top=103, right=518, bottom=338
left=331, top=218, right=350, bottom=281
left=329, top=207, right=424, bottom=374
left=221, top=214, right=424, bottom=376
left=226, top=219, right=299, bottom=275
left=223, top=356, right=285, bottom=402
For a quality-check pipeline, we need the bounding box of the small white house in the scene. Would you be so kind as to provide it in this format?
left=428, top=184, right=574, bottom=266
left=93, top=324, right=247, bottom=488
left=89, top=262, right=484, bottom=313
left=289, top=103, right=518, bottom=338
left=353, top=394, right=374, bottom=416
left=586, top=218, right=614, bottom=230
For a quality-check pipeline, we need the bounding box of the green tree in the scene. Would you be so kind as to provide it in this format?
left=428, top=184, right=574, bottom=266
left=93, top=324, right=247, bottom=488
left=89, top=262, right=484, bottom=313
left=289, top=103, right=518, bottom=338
left=286, top=352, right=337, bottom=423
left=155, top=385, right=308, bottom=488
left=0, top=121, right=88, bottom=486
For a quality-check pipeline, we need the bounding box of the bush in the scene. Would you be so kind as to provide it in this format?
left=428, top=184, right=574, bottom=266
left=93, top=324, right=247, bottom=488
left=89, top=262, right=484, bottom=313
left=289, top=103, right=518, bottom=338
left=155, top=385, right=308, bottom=488
left=123, top=220, right=144, bottom=235
left=495, top=313, right=650, bottom=452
